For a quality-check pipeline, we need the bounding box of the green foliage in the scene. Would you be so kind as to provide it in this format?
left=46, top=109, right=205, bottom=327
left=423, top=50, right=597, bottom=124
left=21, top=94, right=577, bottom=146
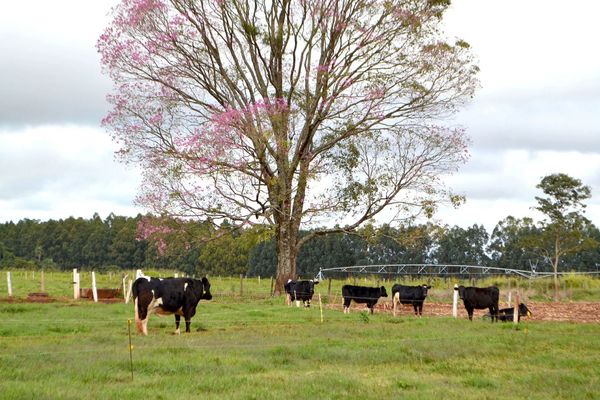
left=527, top=174, right=599, bottom=284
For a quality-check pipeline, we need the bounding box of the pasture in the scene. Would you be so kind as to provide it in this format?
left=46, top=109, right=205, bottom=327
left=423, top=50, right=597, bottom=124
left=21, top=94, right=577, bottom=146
left=1, top=273, right=600, bottom=399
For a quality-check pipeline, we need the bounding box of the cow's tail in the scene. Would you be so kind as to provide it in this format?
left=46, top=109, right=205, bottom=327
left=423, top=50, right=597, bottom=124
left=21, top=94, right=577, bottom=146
left=134, top=296, right=144, bottom=333
left=132, top=279, right=143, bottom=333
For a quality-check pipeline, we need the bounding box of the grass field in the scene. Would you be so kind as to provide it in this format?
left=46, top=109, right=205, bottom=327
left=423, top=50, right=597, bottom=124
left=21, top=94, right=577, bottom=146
left=1, top=295, right=599, bottom=399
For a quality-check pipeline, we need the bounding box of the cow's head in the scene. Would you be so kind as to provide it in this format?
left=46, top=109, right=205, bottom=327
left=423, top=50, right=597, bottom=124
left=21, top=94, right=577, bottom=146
left=457, top=285, right=466, bottom=299
left=380, top=286, right=388, bottom=297
left=519, top=303, right=532, bottom=317
left=201, top=277, right=212, bottom=300
left=421, top=284, right=431, bottom=297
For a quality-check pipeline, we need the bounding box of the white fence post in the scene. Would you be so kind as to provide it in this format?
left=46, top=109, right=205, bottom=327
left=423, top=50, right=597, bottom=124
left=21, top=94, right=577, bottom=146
left=122, top=275, right=128, bottom=301
left=73, top=268, right=80, bottom=299
left=452, top=284, right=459, bottom=318
left=91, top=271, right=98, bottom=303
left=125, top=279, right=133, bottom=304
left=7, top=271, right=12, bottom=297
left=513, top=292, right=519, bottom=325
left=507, top=291, right=512, bottom=308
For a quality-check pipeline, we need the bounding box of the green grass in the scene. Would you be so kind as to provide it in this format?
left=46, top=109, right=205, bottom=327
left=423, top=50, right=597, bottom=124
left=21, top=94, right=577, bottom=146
left=1, top=297, right=599, bottom=399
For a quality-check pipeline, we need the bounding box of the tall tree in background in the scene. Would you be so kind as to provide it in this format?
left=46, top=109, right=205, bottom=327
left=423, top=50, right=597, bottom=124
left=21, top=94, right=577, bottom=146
left=530, top=173, right=598, bottom=299
left=488, top=216, right=541, bottom=270
left=98, top=0, right=478, bottom=291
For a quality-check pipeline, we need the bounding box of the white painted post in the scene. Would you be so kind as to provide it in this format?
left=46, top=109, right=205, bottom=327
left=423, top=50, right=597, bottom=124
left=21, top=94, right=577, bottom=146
left=125, top=279, right=133, bottom=304
left=507, top=291, right=512, bottom=308
left=7, top=271, right=12, bottom=297
left=122, top=275, right=128, bottom=300
left=452, top=284, right=459, bottom=318
left=174, top=272, right=179, bottom=278
left=73, top=269, right=80, bottom=299
left=40, top=270, right=45, bottom=292
left=318, top=293, right=324, bottom=323
left=91, top=271, right=98, bottom=303
left=513, top=293, right=519, bottom=325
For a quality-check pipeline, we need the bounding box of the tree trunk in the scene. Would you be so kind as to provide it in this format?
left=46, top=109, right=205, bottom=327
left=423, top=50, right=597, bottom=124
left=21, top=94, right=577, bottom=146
left=274, top=224, right=298, bottom=295
left=553, top=261, right=560, bottom=302
left=553, top=236, right=560, bottom=302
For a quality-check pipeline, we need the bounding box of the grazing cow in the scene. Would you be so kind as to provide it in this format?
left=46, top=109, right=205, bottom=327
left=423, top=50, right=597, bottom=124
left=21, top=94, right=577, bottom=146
left=485, top=303, right=532, bottom=322
left=132, top=276, right=212, bottom=335
left=458, top=285, right=499, bottom=322
left=284, top=279, right=318, bottom=307
left=342, top=285, right=388, bottom=314
left=391, top=284, right=430, bottom=317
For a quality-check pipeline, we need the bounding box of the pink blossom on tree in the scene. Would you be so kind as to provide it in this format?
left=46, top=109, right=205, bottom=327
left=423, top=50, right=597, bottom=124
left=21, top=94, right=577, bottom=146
left=99, top=0, right=479, bottom=292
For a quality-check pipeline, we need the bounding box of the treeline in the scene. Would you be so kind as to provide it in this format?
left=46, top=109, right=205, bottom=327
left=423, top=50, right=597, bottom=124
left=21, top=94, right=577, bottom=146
left=1, top=214, right=599, bottom=277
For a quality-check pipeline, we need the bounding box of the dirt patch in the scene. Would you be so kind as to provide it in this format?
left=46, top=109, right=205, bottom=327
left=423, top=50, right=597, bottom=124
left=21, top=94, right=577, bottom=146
left=332, top=301, right=600, bottom=323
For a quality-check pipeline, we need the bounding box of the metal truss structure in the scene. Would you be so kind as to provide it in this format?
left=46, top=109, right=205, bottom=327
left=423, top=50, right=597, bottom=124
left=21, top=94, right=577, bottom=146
left=316, top=264, right=599, bottom=280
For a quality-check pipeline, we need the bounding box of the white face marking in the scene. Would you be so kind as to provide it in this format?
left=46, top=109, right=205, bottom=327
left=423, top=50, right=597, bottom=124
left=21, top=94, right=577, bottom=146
left=144, top=276, right=151, bottom=282
left=184, top=283, right=188, bottom=291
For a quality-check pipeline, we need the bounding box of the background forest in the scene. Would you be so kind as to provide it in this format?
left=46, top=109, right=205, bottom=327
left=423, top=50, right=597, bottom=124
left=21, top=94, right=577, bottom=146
left=1, top=213, right=599, bottom=278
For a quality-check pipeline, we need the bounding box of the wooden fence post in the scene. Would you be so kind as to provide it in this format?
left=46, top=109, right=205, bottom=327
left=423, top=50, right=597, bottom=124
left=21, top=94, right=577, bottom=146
left=40, top=270, right=45, bottom=292
left=452, top=284, right=459, bottom=318
left=270, top=277, right=274, bottom=297
left=240, top=274, right=244, bottom=297
left=122, top=274, right=128, bottom=301
left=327, top=278, right=332, bottom=300
left=125, top=279, right=133, bottom=304
left=513, top=292, right=519, bottom=325
left=507, top=291, right=512, bottom=308
left=73, top=268, right=80, bottom=300
left=7, top=271, right=12, bottom=297
left=91, top=271, right=98, bottom=303
left=318, top=293, right=324, bottom=323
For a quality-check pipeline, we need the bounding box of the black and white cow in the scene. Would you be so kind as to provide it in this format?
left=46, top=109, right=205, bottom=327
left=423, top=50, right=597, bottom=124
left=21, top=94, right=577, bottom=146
left=458, top=285, right=499, bottom=322
left=132, top=276, right=212, bottom=335
left=485, top=303, right=532, bottom=322
left=342, top=285, right=388, bottom=314
left=391, top=284, right=430, bottom=317
left=284, top=279, right=318, bottom=307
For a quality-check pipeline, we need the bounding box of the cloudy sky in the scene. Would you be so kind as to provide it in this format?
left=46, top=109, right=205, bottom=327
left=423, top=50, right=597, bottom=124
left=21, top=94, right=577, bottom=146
left=1, top=0, right=599, bottom=232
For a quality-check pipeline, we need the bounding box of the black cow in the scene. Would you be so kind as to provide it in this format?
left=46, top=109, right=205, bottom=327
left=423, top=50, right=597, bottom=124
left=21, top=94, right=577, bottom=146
left=485, top=303, right=532, bottom=322
left=458, top=285, right=499, bottom=322
left=342, top=285, right=388, bottom=314
left=132, top=276, right=212, bottom=335
left=391, top=284, right=430, bottom=317
left=284, top=279, right=319, bottom=307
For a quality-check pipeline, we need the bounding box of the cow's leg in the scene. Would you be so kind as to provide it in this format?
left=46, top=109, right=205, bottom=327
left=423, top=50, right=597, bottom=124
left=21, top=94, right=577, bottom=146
left=466, top=306, right=474, bottom=321
left=141, top=316, right=149, bottom=335
left=135, top=295, right=152, bottom=335
left=174, top=315, right=181, bottom=335
left=183, top=306, right=197, bottom=333
left=343, top=298, right=351, bottom=314
left=413, top=303, right=419, bottom=316
left=490, top=305, right=498, bottom=323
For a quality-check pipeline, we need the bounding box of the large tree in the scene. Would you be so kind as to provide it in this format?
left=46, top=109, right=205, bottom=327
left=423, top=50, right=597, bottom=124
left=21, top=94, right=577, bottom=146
left=98, top=0, right=478, bottom=291
left=529, top=173, right=598, bottom=299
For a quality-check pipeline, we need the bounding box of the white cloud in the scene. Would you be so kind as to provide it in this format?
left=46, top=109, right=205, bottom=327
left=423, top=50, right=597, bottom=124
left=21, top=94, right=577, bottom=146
left=0, top=125, right=142, bottom=222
